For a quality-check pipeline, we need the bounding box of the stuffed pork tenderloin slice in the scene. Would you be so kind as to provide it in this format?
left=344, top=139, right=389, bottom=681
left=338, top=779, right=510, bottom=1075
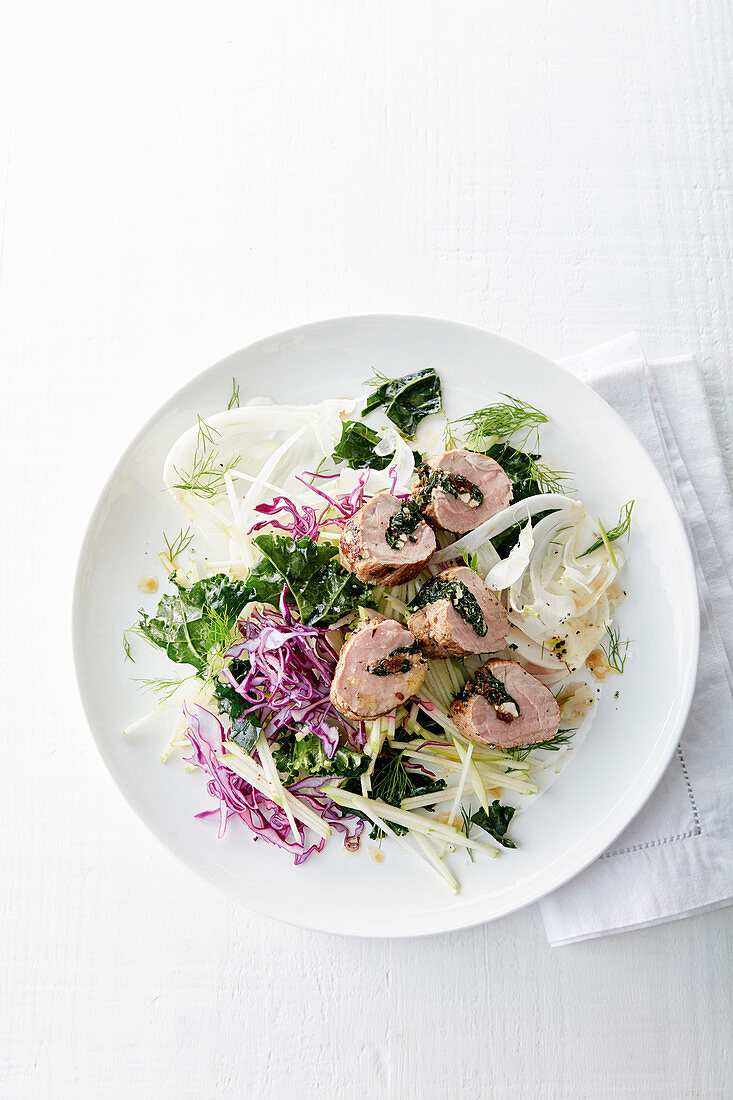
left=408, top=565, right=509, bottom=659
left=329, top=617, right=427, bottom=721
left=450, top=658, right=560, bottom=749
left=339, top=492, right=436, bottom=587
left=414, top=449, right=513, bottom=534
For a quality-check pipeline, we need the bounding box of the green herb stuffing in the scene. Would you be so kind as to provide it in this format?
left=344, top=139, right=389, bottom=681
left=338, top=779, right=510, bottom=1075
left=415, top=463, right=483, bottom=509
left=362, top=368, right=442, bottom=437
left=457, top=665, right=519, bottom=715
left=366, top=642, right=423, bottom=677
left=385, top=499, right=425, bottom=549
left=252, top=533, right=376, bottom=626
left=410, top=576, right=487, bottom=637
left=470, top=800, right=517, bottom=849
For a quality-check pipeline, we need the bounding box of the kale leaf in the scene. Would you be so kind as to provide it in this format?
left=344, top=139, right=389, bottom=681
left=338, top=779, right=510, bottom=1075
left=486, top=442, right=541, bottom=501
left=332, top=421, right=391, bottom=469
left=137, top=574, right=253, bottom=674
left=253, top=533, right=376, bottom=625
left=362, top=368, right=442, bottom=437
left=273, top=732, right=369, bottom=782
left=471, top=800, right=517, bottom=849
left=213, top=658, right=262, bottom=754
left=241, top=556, right=288, bottom=608
left=332, top=420, right=423, bottom=471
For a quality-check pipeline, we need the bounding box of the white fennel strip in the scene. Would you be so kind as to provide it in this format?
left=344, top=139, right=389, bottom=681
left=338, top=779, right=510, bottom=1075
left=324, top=788, right=501, bottom=856
left=255, top=731, right=302, bottom=844
left=223, top=743, right=331, bottom=839
left=447, top=741, right=473, bottom=829
left=238, top=425, right=309, bottom=533
left=452, top=735, right=490, bottom=814
left=431, top=494, right=580, bottom=564
left=401, top=788, right=458, bottom=810
left=352, top=802, right=458, bottom=893
left=411, top=833, right=460, bottom=893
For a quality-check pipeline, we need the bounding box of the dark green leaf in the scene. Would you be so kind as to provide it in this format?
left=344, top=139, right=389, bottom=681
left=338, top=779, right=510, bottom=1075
left=471, top=800, right=517, bottom=849
left=214, top=658, right=262, bottom=754
left=273, top=732, right=369, bottom=782
left=332, top=421, right=392, bottom=469
left=331, top=420, right=424, bottom=471
left=362, top=368, right=442, bottom=437
left=252, top=533, right=376, bottom=625
left=486, top=442, right=541, bottom=501
left=137, top=574, right=254, bottom=673
left=242, top=556, right=288, bottom=608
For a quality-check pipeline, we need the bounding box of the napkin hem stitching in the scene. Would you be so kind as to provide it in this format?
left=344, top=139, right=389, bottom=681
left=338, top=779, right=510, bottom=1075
left=599, top=747, right=702, bottom=859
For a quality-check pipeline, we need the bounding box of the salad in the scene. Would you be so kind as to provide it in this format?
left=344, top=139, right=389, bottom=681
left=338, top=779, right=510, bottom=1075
left=125, top=368, right=633, bottom=892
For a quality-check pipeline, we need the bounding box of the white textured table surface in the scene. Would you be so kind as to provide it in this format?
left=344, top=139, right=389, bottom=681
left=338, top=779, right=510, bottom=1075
left=2, top=3, right=731, bottom=1097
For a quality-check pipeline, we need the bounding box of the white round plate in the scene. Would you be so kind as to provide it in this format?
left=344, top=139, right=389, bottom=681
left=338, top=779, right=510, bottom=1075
left=73, top=315, right=699, bottom=937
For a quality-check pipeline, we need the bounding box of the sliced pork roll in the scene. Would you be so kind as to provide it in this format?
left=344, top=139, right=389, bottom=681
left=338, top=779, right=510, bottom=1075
left=330, top=617, right=427, bottom=721
left=339, top=492, right=436, bottom=587
left=408, top=566, right=508, bottom=658
left=415, top=449, right=513, bottom=533
left=450, top=658, right=560, bottom=749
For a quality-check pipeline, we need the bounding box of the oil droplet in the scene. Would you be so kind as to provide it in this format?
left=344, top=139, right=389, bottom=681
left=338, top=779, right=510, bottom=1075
left=138, top=575, right=159, bottom=594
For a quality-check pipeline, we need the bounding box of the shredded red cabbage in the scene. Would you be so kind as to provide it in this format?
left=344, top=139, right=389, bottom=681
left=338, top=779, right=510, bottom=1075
left=249, top=496, right=322, bottom=540
left=222, top=588, right=350, bottom=758
left=295, top=469, right=370, bottom=528
left=248, top=469, right=370, bottom=539
left=184, top=702, right=362, bottom=863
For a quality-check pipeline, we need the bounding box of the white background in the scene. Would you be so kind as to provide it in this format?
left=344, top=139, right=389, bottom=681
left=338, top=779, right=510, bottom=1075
left=1, top=2, right=731, bottom=1097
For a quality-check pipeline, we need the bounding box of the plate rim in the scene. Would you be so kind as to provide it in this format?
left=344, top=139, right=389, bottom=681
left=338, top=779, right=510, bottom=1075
left=72, top=313, right=700, bottom=937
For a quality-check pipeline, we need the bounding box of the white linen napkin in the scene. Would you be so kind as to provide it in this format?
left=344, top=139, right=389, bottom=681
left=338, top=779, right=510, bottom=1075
left=539, top=334, right=733, bottom=945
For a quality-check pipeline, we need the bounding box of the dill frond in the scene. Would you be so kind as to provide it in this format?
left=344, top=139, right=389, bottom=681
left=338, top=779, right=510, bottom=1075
left=134, top=675, right=189, bottom=701
left=458, top=394, right=548, bottom=449
left=601, top=625, right=632, bottom=674
left=524, top=455, right=570, bottom=495
left=162, top=528, right=194, bottom=566
left=505, top=730, right=576, bottom=761
left=123, top=631, right=135, bottom=663
left=227, top=377, right=240, bottom=410
left=460, top=805, right=475, bottom=862
left=171, top=415, right=241, bottom=499
left=579, top=500, right=634, bottom=559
